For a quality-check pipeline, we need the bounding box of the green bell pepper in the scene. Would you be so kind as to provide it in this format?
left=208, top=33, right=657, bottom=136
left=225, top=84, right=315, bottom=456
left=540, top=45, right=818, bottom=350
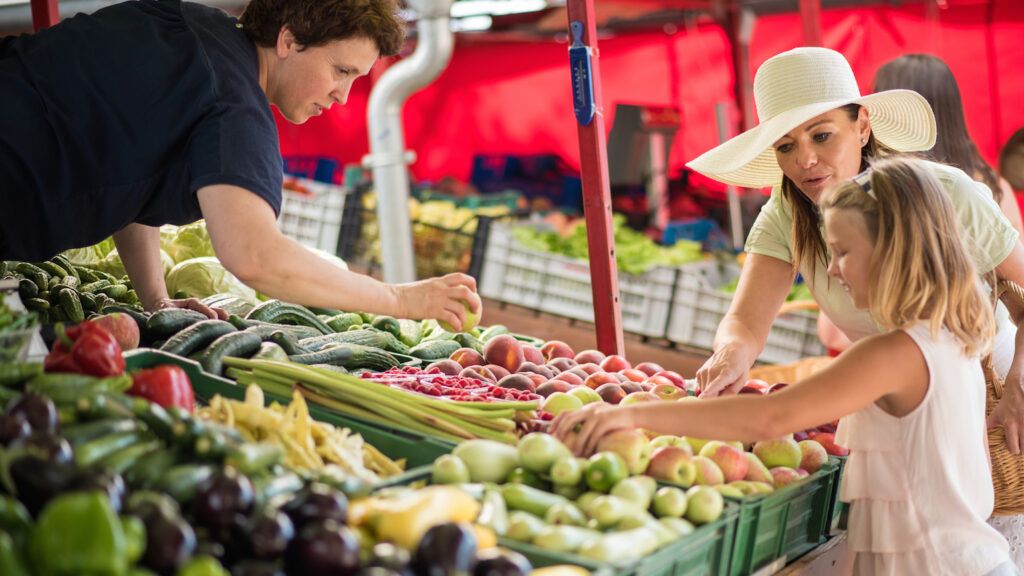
left=176, top=555, right=229, bottom=576
left=0, top=531, right=30, bottom=576
left=29, top=491, right=128, bottom=575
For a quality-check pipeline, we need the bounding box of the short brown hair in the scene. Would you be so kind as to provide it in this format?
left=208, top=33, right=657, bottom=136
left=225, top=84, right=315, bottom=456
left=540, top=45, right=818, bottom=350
left=239, top=0, right=405, bottom=56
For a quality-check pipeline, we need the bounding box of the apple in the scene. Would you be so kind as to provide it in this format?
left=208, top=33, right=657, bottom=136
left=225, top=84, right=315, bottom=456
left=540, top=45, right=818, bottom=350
left=753, top=437, right=803, bottom=469
left=713, top=484, right=745, bottom=499
left=691, top=456, right=725, bottom=486
left=737, top=385, right=765, bottom=396
left=644, top=375, right=676, bottom=389
left=747, top=481, right=775, bottom=494
left=699, top=441, right=749, bottom=483
left=639, top=381, right=656, bottom=392
left=793, top=430, right=811, bottom=442
left=553, top=371, right=584, bottom=387
left=542, top=392, right=583, bottom=416
left=770, top=467, right=804, bottom=488
left=620, top=381, right=644, bottom=394
left=584, top=372, right=618, bottom=390
left=817, top=422, right=838, bottom=434
left=547, top=357, right=578, bottom=372
left=798, top=440, right=828, bottom=474
left=483, top=334, right=524, bottom=373
left=425, top=359, right=462, bottom=375
left=652, top=486, right=688, bottom=519
left=568, top=386, right=602, bottom=405
left=767, top=382, right=790, bottom=394
left=685, top=486, right=724, bottom=525
left=635, top=362, right=665, bottom=377
left=611, top=476, right=657, bottom=510
left=646, top=446, right=697, bottom=486
left=92, top=313, right=140, bottom=351
left=743, top=452, right=774, bottom=484
left=596, top=429, right=652, bottom=475
left=650, top=383, right=685, bottom=401
left=574, top=350, right=606, bottom=365
left=744, top=378, right=771, bottom=392
left=536, top=380, right=573, bottom=398
left=438, top=301, right=479, bottom=332
left=541, top=340, right=575, bottom=361
left=450, top=347, right=485, bottom=368
left=660, top=517, right=696, bottom=537
left=807, top=431, right=850, bottom=456
left=650, top=436, right=693, bottom=455
left=654, top=370, right=687, bottom=389
left=600, top=355, right=631, bottom=373
left=550, top=456, right=587, bottom=487
left=618, top=369, right=647, bottom=383
left=518, top=432, right=572, bottom=474
left=683, top=437, right=711, bottom=454
left=620, top=391, right=659, bottom=405
left=522, top=345, right=544, bottom=365
left=595, top=383, right=626, bottom=404
left=568, top=368, right=591, bottom=381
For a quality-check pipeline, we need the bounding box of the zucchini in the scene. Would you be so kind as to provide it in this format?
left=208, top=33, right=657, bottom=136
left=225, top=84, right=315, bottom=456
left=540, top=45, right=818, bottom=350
left=100, top=439, right=163, bottom=475
left=288, top=343, right=398, bottom=371
left=325, top=312, right=363, bottom=333
left=125, top=449, right=180, bottom=488
left=409, top=339, right=461, bottom=360
left=199, top=331, right=263, bottom=376
left=146, top=308, right=209, bottom=337
left=159, top=319, right=237, bottom=356
left=370, top=316, right=402, bottom=339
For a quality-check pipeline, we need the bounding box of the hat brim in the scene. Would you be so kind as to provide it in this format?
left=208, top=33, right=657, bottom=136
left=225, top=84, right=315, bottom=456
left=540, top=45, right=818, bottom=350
left=685, top=89, right=936, bottom=188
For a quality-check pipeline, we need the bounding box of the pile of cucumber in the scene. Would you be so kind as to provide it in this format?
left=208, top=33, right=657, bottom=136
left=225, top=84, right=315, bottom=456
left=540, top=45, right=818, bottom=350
left=1, top=257, right=142, bottom=324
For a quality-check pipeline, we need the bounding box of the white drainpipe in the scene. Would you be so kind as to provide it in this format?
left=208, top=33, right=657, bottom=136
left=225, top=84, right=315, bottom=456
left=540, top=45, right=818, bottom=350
left=364, top=0, right=455, bottom=283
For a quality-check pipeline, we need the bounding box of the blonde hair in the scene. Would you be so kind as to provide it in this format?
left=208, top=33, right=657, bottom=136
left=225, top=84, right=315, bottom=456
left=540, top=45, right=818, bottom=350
left=821, top=156, right=994, bottom=356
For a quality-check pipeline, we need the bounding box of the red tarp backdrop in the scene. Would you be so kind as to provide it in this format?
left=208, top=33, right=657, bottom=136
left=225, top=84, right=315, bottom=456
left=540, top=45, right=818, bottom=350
left=277, top=1, right=1024, bottom=183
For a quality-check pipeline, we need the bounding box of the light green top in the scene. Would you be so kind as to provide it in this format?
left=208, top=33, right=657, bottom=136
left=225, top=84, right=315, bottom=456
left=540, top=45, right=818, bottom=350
left=745, top=161, right=1019, bottom=343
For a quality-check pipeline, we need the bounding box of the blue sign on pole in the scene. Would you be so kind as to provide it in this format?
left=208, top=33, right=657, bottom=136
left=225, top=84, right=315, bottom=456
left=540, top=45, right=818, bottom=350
left=569, top=21, right=595, bottom=126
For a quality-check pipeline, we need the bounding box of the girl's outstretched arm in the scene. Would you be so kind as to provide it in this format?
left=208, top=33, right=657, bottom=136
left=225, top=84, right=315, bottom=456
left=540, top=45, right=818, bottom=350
left=552, top=330, right=929, bottom=456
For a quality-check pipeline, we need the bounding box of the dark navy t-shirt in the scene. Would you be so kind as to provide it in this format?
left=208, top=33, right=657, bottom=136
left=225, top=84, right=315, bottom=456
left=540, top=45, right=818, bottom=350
left=0, top=0, right=282, bottom=261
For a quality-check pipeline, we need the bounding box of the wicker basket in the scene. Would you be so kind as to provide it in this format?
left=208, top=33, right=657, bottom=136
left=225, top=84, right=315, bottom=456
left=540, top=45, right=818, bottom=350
left=749, top=356, right=834, bottom=385
left=987, top=280, right=1024, bottom=516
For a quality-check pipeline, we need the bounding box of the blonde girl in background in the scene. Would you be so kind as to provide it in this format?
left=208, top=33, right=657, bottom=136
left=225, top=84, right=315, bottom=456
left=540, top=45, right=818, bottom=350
left=554, top=157, right=1017, bottom=576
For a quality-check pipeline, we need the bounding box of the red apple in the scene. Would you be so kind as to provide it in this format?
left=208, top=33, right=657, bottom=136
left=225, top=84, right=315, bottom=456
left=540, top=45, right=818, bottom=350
left=644, top=375, right=675, bottom=389
left=541, top=340, right=575, bottom=361
left=654, top=370, right=687, bottom=389
left=767, top=382, right=790, bottom=394
left=585, top=372, right=619, bottom=390
left=737, top=385, right=765, bottom=396
left=522, top=345, right=544, bottom=365
left=450, top=347, right=485, bottom=368
left=612, top=373, right=631, bottom=384
left=639, top=381, right=655, bottom=392
left=651, top=383, right=685, bottom=401
left=574, top=350, right=606, bottom=365
left=618, top=369, right=647, bottom=383
left=620, top=381, right=644, bottom=394
left=635, top=362, right=665, bottom=377
left=600, top=355, right=631, bottom=373
left=92, top=313, right=139, bottom=351
left=744, top=379, right=771, bottom=392
left=807, top=431, right=850, bottom=456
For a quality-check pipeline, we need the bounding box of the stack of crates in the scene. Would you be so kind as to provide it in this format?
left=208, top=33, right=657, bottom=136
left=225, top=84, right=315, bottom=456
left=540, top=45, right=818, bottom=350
left=277, top=156, right=348, bottom=254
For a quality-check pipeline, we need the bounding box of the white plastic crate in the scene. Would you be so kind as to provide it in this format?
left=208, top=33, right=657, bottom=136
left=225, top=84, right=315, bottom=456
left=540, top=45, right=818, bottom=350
left=277, top=177, right=347, bottom=253
left=480, top=222, right=679, bottom=337
left=666, top=261, right=825, bottom=364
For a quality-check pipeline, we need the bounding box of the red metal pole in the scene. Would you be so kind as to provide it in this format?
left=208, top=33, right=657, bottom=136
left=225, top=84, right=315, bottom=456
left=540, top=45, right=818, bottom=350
left=31, top=0, right=60, bottom=31
left=565, top=0, right=624, bottom=356
left=799, top=0, right=823, bottom=47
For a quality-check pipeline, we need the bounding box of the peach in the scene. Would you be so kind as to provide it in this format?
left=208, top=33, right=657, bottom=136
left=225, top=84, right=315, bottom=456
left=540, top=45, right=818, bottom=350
left=600, top=355, right=631, bottom=373
left=743, top=452, right=774, bottom=484
left=596, top=429, right=652, bottom=475
left=620, top=381, right=644, bottom=395
left=460, top=365, right=496, bottom=382
left=798, top=440, right=828, bottom=474
left=691, top=456, right=725, bottom=486
left=426, top=359, right=463, bottom=376
left=450, top=347, right=485, bottom=368
left=807, top=431, right=849, bottom=456
left=698, top=441, right=749, bottom=483
left=768, top=382, right=790, bottom=394
left=498, top=373, right=536, bottom=392
left=547, top=357, right=578, bottom=373
left=525, top=373, right=548, bottom=387
left=737, top=385, right=765, bottom=396
left=553, top=371, right=585, bottom=387
left=518, top=362, right=555, bottom=379
left=522, top=345, right=544, bottom=365
left=654, top=370, right=687, bottom=389
left=620, top=391, right=659, bottom=405
left=577, top=362, right=602, bottom=375
left=536, top=380, right=573, bottom=397
left=646, top=446, right=697, bottom=486
left=585, top=372, right=619, bottom=390
left=541, top=340, right=575, bottom=361
left=618, top=369, right=648, bottom=383
left=634, top=362, right=665, bottom=377
left=612, top=372, right=631, bottom=384
left=744, top=378, right=770, bottom=392
left=595, top=383, right=626, bottom=404
left=644, top=375, right=676, bottom=389
left=574, top=350, right=606, bottom=365
left=568, top=368, right=591, bottom=381
left=483, top=364, right=511, bottom=381
left=753, top=437, right=802, bottom=469
left=483, top=334, right=524, bottom=373
left=770, top=467, right=804, bottom=488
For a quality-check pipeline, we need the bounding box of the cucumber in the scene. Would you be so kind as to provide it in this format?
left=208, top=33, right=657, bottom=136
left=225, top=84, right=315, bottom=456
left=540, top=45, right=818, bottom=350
left=230, top=316, right=322, bottom=340
left=81, top=279, right=112, bottom=293
left=17, top=279, right=38, bottom=300
left=298, top=329, right=391, bottom=352
left=370, top=316, right=402, bottom=339
left=199, top=331, right=263, bottom=376
left=158, top=464, right=216, bottom=503
left=453, top=333, right=483, bottom=354
left=397, top=319, right=423, bottom=347
left=480, top=325, right=510, bottom=342
left=13, top=262, right=49, bottom=291
left=146, top=308, right=209, bottom=337
left=37, top=261, right=67, bottom=279
left=288, top=343, right=398, bottom=371
left=159, top=319, right=237, bottom=356
left=23, top=298, right=49, bottom=312
left=51, top=255, right=79, bottom=281
left=56, top=287, right=84, bottom=323
left=99, top=439, right=163, bottom=475
left=325, top=312, right=363, bottom=333
left=99, top=284, right=129, bottom=300
left=252, top=342, right=288, bottom=362
left=74, top=266, right=101, bottom=283
left=267, top=331, right=305, bottom=356
left=62, top=418, right=141, bottom=447
left=77, top=431, right=149, bottom=467
left=226, top=443, right=283, bottom=476
left=501, top=484, right=571, bottom=518
left=245, top=301, right=332, bottom=334
left=409, top=339, right=461, bottom=360
left=124, top=448, right=180, bottom=488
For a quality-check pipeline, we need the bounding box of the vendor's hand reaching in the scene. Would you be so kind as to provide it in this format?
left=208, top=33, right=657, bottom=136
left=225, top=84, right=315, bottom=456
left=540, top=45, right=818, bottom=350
left=988, top=369, right=1024, bottom=454
left=550, top=402, right=638, bottom=457
left=151, top=297, right=228, bottom=320
left=393, top=273, right=482, bottom=332
left=696, top=344, right=751, bottom=398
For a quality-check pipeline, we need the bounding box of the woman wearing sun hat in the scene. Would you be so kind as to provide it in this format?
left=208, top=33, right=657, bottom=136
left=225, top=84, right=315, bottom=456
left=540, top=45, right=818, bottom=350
left=689, top=48, right=1024, bottom=445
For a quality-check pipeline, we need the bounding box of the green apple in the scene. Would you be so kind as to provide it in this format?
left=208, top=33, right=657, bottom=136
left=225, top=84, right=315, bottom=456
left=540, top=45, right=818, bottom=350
left=652, top=486, right=688, bottom=519
left=432, top=454, right=470, bottom=484
left=439, top=301, right=479, bottom=333
left=568, top=386, right=602, bottom=405
left=518, top=432, right=572, bottom=474
left=542, top=392, right=584, bottom=416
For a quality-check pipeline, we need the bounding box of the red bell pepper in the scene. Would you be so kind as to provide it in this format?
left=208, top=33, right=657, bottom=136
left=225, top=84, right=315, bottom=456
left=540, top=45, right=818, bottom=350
left=44, top=321, right=125, bottom=377
left=128, top=365, right=195, bottom=412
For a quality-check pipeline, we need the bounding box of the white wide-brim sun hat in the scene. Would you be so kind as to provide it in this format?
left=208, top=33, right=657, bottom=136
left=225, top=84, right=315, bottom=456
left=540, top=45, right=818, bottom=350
left=686, top=47, right=937, bottom=189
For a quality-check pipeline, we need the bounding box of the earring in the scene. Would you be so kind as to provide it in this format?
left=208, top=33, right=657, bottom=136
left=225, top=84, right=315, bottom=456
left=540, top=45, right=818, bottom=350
left=861, top=138, right=867, bottom=146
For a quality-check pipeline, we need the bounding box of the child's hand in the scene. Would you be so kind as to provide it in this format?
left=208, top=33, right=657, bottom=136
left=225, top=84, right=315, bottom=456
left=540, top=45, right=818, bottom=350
left=988, top=370, right=1024, bottom=454
left=551, top=402, right=638, bottom=457
left=393, top=273, right=482, bottom=331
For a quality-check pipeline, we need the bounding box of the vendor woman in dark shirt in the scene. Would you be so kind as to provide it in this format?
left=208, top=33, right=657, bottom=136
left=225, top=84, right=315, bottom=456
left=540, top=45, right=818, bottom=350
left=0, top=0, right=481, bottom=330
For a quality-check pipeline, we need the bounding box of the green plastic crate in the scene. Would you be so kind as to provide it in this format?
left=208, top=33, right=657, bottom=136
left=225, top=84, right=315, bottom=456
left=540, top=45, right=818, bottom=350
left=726, top=460, right=839, bottom=576
left=384, top=467, right=738, bottom=576
left=827, top=456, right=848, bottom=534
left=123, top=349, right=455, bottom=474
